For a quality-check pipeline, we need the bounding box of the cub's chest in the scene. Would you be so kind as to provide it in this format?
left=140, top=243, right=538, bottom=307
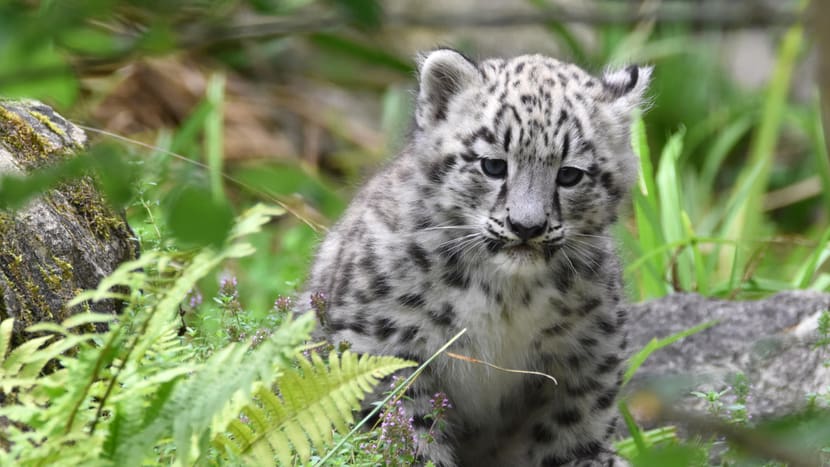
left=436, top=286, right=571, bottom=420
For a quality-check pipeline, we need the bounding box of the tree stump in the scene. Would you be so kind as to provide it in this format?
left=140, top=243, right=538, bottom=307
left=0, top=99, right=138, bottom=347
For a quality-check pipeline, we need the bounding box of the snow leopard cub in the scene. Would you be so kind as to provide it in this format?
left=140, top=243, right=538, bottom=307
left=302, top=49, right=650, bottom=466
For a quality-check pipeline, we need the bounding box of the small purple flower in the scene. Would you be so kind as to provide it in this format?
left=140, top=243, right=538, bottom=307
left=310, top=292, right=327, bottom=313
left=187, top=289, right=203, bottom=308
left=251, top=328, right=271, bottom=348
left=376, top=398, right=417, bottom=461
left=310, top=291, right=329, bottom=326
left=273, top=295, right=293, bottom=313
left=430, top=392, right=452, bottom=410
left=219, top=273, right=239, bottom=298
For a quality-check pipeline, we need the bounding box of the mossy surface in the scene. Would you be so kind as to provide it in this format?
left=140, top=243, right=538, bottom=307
left=0, top=103, right=56, bottom=171
left=0, top=100, right=137, bottom=347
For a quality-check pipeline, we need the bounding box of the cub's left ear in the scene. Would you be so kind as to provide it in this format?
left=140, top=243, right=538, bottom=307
left=601, top=65, right=652, bottom=107
left=415, top=48, right=482, bottom=129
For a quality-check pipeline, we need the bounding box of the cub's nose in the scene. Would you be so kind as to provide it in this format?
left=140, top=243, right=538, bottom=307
left=507, top=217, right=546, bottom=241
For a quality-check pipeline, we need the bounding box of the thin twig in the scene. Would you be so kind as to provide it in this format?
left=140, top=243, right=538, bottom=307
left=446, top=352, right=558, bottom=385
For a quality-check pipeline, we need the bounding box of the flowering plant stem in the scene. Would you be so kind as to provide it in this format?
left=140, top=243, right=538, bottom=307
left=314, top=328, right=469, bottom=466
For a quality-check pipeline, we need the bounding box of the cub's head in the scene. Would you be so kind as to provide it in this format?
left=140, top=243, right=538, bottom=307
left=411, top=49, right=650, bottom=275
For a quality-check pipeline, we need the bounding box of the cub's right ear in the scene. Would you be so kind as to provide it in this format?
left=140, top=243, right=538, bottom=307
left=415, top=49, right=481, bottom=129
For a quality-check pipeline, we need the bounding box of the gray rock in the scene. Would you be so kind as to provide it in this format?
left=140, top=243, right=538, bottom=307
left=0, top=99, right=138, bottom=348
left=626, top=291, right=830, bottom=419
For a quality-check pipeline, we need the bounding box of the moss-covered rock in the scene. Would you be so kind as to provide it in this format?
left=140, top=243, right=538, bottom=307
left=0, top=99, right=138, bottom=348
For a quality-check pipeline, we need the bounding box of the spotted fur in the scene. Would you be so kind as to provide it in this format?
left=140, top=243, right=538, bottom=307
left=301, top=49, right=651, bottom=467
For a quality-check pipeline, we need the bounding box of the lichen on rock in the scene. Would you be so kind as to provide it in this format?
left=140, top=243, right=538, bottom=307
left=0, top=99, right=137, bottom=348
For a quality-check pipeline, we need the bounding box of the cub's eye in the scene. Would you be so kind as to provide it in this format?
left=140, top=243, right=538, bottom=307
left=557, top=167, right=584, bottom=187
left=480, top=158, right=507, bottom=178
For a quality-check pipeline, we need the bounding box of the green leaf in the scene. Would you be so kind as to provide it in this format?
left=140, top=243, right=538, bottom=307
left=90, top=145, right=136, bottom=208
left=0, top=156, right=91, bottom=210
left=60, top=312, right=117, bottom=330
left=330, top=0, right=382, bottom=30
left=166, top=185, right=235, bottom=247
left=0, top=318, right=14, bottom=360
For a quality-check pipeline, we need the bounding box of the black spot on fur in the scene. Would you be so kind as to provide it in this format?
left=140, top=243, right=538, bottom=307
left=573, top=440, right=603, bottom=459
left=580, top=297, right=602, bottom=316
left=532, top=423, right=554, bottom=443
left=443, top=265, right=470, bottom=289
left=600, top=172, right=620, bottom=199
left=412, top=414, right=430, bottom=429
left=553, top=408, right=583, bottom=427
left=542, top=321, right=572, bottom=335
left=373, top=317, right=397, bottom=341
left=327, top=318, right=346, bottom=332
left=556, top=109, right=568, bottom=127
left=554, top=269, right=574, bottom=293
left=566, top=353, right=582, bottom=369
left=399, top=326, right=419, bottom=344
left=464, top=126, right=497, bottom=146
left=616, top=308, right=628, bottom=327
left=394, top=351, right=422, bottom=364
left=596, top=316, right=616, bottom=335
left=397, top=293, right=426, bottom=309
left=565, top=377, right=603, bottom=397
left=348, top=312, right=369, bottom=335
left=371, top=277, right=392, bottom=298
left=579, top=335, right=599, bottom=349
left=596, top=354, right=621, bottom=374
left=503, top=128, right=512, bottom=152
left=593, top=386, right=619, bottom=411
left=407, top=242, right=431, bottom=272
left=354, top=291, right=371, bottom=304
left=415, top=214, right=434, bottom=230
left=521, top=289, right=532, bottom=306
left=427, top=154, right=458, bottom=184
left=333, top=259, right=355, bottom=307
left=359, top=251, right=377, bottom=276
left=542, top=455, right=570, bottom=467
left=429, top=303, right=455, bottom=327
left=560, top=133, right=570, bottom=161
left=460, top=150, right=478, bottom=162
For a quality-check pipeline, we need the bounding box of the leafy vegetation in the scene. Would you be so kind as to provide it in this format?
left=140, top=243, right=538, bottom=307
left=0, top=0, right=828, bottom=465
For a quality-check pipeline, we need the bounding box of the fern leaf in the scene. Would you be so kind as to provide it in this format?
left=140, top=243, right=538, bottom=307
left=109, top=312, right=314, bottom=465
left=0, top=318, right=13, bottom=360
left=216, top=351, right=416, bottom=465
left=2, top=335, right=52, bottom=376
left=61, top=312, right=118, bottom=330
left=17, top=334, right=91, bottom=379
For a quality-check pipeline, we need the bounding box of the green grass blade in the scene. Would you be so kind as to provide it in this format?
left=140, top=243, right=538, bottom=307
left=618, top=401, right=647, bottom=457
left=656, top=129, right=692, bottom=290
left=623, top=320, right=719, bottom=387
left=631, top=117, right=669, bottom=298
left=205, top=73, right=226, bottom=203
left=720, top=5, right=806, bottom=278
left=794, top=225, right=830, bottom=289
left=698, top=112, right=755, bottom=201
left=811, top=104, right=830, bottom=211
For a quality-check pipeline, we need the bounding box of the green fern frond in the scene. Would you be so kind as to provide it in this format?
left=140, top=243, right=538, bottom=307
left=105, top=312, right=315, bottom=465
left=0, top=204, right=291, bottom=466
left=214, top=350, right=416, bottom=465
